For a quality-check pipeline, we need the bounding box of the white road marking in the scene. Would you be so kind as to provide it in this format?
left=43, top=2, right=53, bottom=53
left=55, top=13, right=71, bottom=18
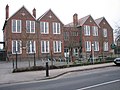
left=77, top=79, right=120, bottom=90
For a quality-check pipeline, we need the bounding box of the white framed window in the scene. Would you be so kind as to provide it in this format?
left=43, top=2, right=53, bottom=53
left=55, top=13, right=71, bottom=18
left=73, top=48, right=78, bottom=56
left=103, top=42, right=108, bottom=51
left=103, top=28, right=107, bottom=37
left=53, top=41, right=61, bottom=53
left=94, top=41, right=99, bottom=51
left=26, top=41, right=36, bottom=53
left=84, top=25, right=90, bottom=36
left=53, top=22, right=60, bottom=34
left=12, top=40, right=22, bottom=54
left=26, top=20, right=35, bottom=33
left=12, top=19, right=21, bottom=33
left=85, top=41, right=91, bottom=51
left=64, top=48, right=69, bottom=57
left=92, top=26, right=98, bottom=36
left=40, top=22, right=49, bottom=34
left=41, top=41, right=49, bottom=53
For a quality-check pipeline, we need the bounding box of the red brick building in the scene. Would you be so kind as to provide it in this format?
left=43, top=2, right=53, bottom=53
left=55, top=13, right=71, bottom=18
left=3, top=5, right=64, bottom=60
left=64, top=14, right=113, bottom=60
left=3, top=5, right=113, bottom=61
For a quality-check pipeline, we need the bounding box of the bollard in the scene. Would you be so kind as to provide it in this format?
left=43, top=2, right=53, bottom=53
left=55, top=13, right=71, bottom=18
left=16, top=52, right=18, bottom=69
left=46, top=62, right=49, bottom=77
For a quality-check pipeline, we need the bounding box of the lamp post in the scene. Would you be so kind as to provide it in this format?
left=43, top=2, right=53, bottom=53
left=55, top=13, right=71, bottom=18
left=92, top=44, right=94, bottom=64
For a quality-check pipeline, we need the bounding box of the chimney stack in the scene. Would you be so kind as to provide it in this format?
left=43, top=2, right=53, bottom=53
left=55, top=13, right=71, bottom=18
left=33, top=8, right=36, bottom=18
left=73, top=13, right=78, bottom=26
left=6, top=4, right=9, bottom=20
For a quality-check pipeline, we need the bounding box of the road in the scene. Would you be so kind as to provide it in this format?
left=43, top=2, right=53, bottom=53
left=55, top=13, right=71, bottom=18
left=0, top=66, right=120, bottom=90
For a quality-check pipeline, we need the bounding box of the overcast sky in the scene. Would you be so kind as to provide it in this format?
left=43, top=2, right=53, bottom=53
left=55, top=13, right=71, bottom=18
left=0, top=0, right=120, bottom=47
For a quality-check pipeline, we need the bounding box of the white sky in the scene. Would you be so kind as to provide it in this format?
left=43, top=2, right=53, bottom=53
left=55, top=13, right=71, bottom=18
left=0, top=0, right=120, bottom=46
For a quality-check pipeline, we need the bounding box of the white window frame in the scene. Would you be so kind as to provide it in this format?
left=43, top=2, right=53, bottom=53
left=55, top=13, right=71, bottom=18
left=103, top=42, right=108, bottom=51
left=92, top=26, right=98, bottom=36
left=12, top=19, right=21, bottom=33
left=12, top=40, right=22, bottom=54
left=53, top=22, right=61, bottom=34
left=84, top=25, right=90, bottom=36
left=103, top=28, right=107, bottom=37
left=41, top=41, right=50, bottom=53
left=73, top=48, right=79, bottom=56
left=53, top=41, right=61, bottom=53
left=85, top=41, right=91, bottom=51
left=94, top=41, right=99, bottom=51
left=26, top=41, right=36, bottom=54
left=26, top=20, right=35, bottom=33
left=40, top=22, right=49, bottom=34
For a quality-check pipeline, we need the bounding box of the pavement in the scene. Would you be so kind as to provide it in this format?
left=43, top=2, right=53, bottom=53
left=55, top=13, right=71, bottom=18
left=0, top=61, right=115, bottom=85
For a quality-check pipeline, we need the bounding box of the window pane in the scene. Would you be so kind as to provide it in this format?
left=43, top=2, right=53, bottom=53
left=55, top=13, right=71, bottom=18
left=26, top=21, right=30, bottom=32
left=12, top=20, right=16, bottom=32
left=31, top=21, right=35, bottom=33
left=17, top=20, right=21, bottom=32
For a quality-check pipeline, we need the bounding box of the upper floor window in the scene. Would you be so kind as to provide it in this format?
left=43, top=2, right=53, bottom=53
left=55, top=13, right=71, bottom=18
left=26, top=40, right=36, bottom=53
left=40, top=22, right=49, bottom=34
left=64, top=32, right=69, bottom=40
left=92, top=26, right=98, bottom=36
left=84, top=25, right=90, bottom=36
left=12, top=19, right=21, bottom=33
left=72, top=32, right=78, bottom=36
left=53, top=22, right=60, bottom=34
left=41, top=41, right=49, bottom=53
left=94, top=41, right=99, bottom=51
left=26, top=20, right=35, bottom=33
left=103, top=28, right=107, bottom=37
left=53, top=41, right=61, bottom=53
left=85, top=41, right=91, bottom=51
left=103, top=42, right=108, bottom=51
left=12, top=40, right=22, bottom=54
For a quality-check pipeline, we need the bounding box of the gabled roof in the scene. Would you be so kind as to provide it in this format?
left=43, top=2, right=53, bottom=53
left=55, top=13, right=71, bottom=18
left=95, top=17, right=104, bottom=26
left=7, top=5, right=36, bottom=20
left=37, top=9, right=64, bottom=25
left=65, top=15, right=91, bottom=27
left=95, top=17, right=113, bottom=29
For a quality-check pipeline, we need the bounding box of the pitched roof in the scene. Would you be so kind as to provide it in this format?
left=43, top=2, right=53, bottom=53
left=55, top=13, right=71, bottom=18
left=65, top=15, right=90, bottom=27
left=95, top=17, right=104, bottom=25
left=8, top=5, right=36, bottom=20
left=37, top=9, right=50, bottom=20
left=37, top=9, right=64, bottom=25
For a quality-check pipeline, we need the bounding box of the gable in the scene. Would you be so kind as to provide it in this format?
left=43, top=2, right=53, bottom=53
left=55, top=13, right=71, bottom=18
left=82, top=15, right=99, bottom=27
left=38, top=9, right=63, bottom=25
left=99, top=18, right=113, bottom=30
left=8, top=6, right=36, bottom=21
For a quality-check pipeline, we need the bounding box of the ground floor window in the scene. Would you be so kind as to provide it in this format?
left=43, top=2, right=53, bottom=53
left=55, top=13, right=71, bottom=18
left=12, top=40, right=22, bottom=54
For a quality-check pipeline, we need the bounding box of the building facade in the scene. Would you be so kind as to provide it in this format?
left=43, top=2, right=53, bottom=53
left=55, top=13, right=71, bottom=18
left=3, top=5, right=64, bottom=60
left=3, top=5, right=114, bottom=61
left=64, top=14, right=113, bottom=60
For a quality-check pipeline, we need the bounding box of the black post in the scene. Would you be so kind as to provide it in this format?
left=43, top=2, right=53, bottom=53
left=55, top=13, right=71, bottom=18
left=46, top=62, right=49, bottom=77
left=34, top=52, right=36, bottom=66
left=16, top=52, right=17, bottom=69
left=12, top=59, right=14, bottom=69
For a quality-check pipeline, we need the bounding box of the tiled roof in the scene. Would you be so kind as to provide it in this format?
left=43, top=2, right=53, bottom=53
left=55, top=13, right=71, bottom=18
left=65, top=15, right=90, bottom=27
left=95, top=17, right=104, bottom=25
